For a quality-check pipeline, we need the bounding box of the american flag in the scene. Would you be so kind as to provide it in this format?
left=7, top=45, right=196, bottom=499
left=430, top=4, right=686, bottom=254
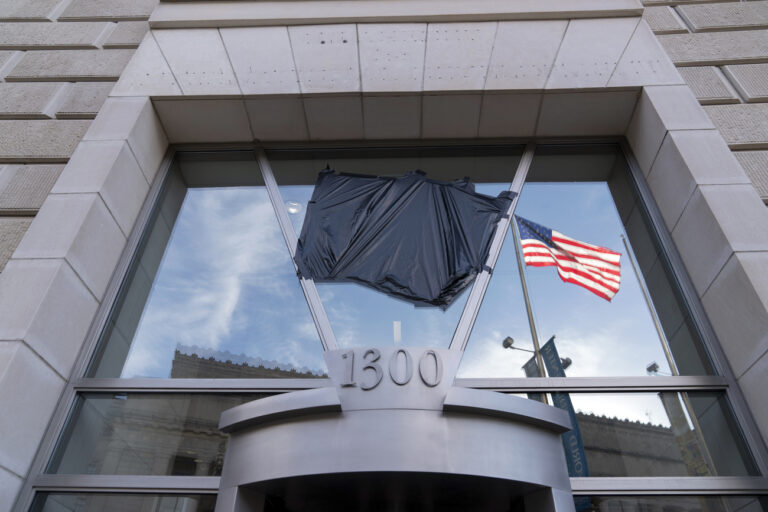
left=514, top=216, right=621, bottom=301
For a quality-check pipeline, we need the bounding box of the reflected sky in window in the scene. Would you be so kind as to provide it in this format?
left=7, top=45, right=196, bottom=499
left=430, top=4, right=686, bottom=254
left=460, top=182, right=673, bottom=379
left=121, top=187, right=326, bottom=378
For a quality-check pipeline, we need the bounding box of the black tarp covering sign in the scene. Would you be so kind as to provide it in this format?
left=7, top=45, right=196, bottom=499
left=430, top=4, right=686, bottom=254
left=294, top=169, right=515, bottom=308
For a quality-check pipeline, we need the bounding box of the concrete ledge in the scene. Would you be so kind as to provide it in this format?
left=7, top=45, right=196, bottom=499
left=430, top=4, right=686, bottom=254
left=149, top=0, right=643, bottom=29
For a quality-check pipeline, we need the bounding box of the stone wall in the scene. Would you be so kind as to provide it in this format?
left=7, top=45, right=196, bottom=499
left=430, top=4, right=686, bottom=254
left=0, top=0, right=157, bottom=275
left=0, top=0, right=156, bottom=507
left=644, top=0, right=768, bottom=202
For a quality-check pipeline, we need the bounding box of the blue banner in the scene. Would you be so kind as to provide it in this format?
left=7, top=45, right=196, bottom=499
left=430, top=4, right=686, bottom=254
left=539, top=338, right=589, bottom=479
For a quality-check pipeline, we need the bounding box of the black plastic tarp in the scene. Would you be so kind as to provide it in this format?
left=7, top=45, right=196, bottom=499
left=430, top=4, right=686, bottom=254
left=294, top=169, right=515, bottom=308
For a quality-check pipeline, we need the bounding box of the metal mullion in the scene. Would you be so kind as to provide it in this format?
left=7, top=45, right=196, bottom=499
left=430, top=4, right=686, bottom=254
left=619, top=140, right=768, bottom=476
left=570, top=476, right=768, bottom=495
left=456, top=375, right=729, bottom=392
left=33, top=475, right=220, bottom=494
left=255, top=149, right=338, bottom=351
left=72, top=377, right=330, bottom=393
left=449, top=142, right=536, bottom=351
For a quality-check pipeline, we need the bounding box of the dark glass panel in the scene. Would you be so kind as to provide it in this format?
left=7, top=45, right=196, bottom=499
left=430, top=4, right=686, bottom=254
left=577, top=495, right=768, bottom=512
left=30, top=494, right=217, bottom=512
left=47, top=393, right=267, bottom=475
left=556, top=392, right=758, bottom=477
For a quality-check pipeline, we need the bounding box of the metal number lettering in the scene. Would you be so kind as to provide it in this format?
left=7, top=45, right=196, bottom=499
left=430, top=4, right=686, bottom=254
left=418, top=350, right=443, bottom=387
left=360, top=348, right=383, bottom=390
left=340, top=350, right=356, bottom=387
left=388, top=348, right=413, bottom=386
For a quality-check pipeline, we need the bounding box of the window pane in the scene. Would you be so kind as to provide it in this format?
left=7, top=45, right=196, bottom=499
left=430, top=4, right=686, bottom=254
left=47, top=393, right=267, bottom=475
left=88, top=153, right=327, bottom=379
left=462, top=145, right=713, bottom=378
left=577, top=496, right=768, bottom=512
left=553, top=391, right=758, bottom=477
left=31, top=494, right=217, bottom=512
left=268, top=146, right=523, bottom=348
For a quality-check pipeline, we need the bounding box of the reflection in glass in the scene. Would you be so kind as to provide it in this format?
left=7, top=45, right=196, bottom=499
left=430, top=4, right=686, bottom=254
left=461, top=145, right=713, bottom=378
left=89, top=156, right=327, bottom=379
left=31, top=494, right=217, bottom=512
left=556, top=392, right=757, bottom=477
left=269, top=147, right=522, bottom=348
left=577, top=495, right=768, bottom=512
left=48, top=393, right=267, bottom=475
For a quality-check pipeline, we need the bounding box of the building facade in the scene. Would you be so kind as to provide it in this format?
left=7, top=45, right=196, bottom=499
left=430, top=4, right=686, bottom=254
left=1, top=0, right=768, bottom=511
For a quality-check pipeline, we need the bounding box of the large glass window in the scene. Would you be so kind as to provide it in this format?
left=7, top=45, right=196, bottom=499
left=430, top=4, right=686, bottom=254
left=25, top=143, right=763, bottom=511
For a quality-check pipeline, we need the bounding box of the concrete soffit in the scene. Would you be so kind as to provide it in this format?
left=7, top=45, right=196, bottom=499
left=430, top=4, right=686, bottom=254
left=3, top=12, right=768, bottom=510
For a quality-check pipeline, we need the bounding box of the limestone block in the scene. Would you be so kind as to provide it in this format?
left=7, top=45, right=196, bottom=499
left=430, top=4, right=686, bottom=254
left=0, top=260, right=97, bottom=381
left=734, top=151, right=768, bottom=200
left=0, top=83, right=61, bottom=119
left=362, top=95, right=420, bottom=139
left=642, top=6, right=686, bottom=34
left=677, top=1, right=768, bottom=32
left=304, top=95, right=363, bottom=140
left=0, top=50, right=20, bottom=79
left=56, top=82, right=113, bottom=119
left=52, top=140, right=149, bottom=235
left=607, top=20, right=683, bottom=87
left=422, top=94, right=481, bottom=139
left=0, top=120, right=90, bottom=162
left=0, top=341, right=64, bottom=479
left=111, top=33, right=181, bottom=97
left=547, top=17, right=639, bottom=89
left=289, top=24, right=360, bottom=94
left=0, top=466, right=22, bottom=511
left=104, top=21, right=148, bottom=48
left=537, top=91, right=638, bottom=136
left=0, top=22, right=107, bottom=50
left=220, top=26, right=299, bottom=95
left=83, top=97, right=169, bottom=183
left=723, top=63, right=768, bottom=103
left=6, top=49, right=133, bottom=81
left=485, top=21, right=567, bottom=90
left=626, top=85, right=714, bottom=175
left=658, top=31, right=768, bottom=66
left=245, top=98, right=308, bottom=141
left=0, top=164, right=64, bottom=212
left=704, top=104, right=768, bottom=149
left=678, top=66, right=739, bottom=104
left=14, top=193, right=127, bottom=299
left=0, top=0, right=59, bottom=20
left=737, top=352, right=768, bottom=437
left=478, top=93, right=541, bottom=137
left=423, top=22, right=496, bottom=91
left=0, top=218, right=32, bottom=272
left=672, top=184, right=768, bottom=294
left=702, top=252, right=768, bottom=379
left=60, top=0, right=157, bottom=21
left=153, top=29, right=240, bottom=95
left=153, top=99, right=252, bottom=143
left=647, top=129, right=751, bottom=229
left=359, top=24, right=426, bottom=93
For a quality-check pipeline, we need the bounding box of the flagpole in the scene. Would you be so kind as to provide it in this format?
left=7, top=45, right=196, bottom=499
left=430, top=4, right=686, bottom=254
left=512, top=217, right=548, bottom=392
left=620, top=234, right=678, bottom=375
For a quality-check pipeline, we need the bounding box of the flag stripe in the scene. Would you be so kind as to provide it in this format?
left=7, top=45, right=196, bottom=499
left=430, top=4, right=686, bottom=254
left=515, top=216, right=622, bottom=301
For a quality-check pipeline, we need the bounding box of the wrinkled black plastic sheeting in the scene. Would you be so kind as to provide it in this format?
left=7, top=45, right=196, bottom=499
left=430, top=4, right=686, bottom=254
left=294, top=169, right=516, bottom=308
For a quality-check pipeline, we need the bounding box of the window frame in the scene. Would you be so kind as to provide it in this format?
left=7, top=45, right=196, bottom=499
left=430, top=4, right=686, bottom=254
left=16, top=139, right=768, bottom=511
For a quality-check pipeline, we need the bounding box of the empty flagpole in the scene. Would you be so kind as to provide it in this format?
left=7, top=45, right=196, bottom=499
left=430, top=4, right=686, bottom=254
left=511, top=217, right=548, bottom=388
left=620, top=234, right=678, bottom=376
